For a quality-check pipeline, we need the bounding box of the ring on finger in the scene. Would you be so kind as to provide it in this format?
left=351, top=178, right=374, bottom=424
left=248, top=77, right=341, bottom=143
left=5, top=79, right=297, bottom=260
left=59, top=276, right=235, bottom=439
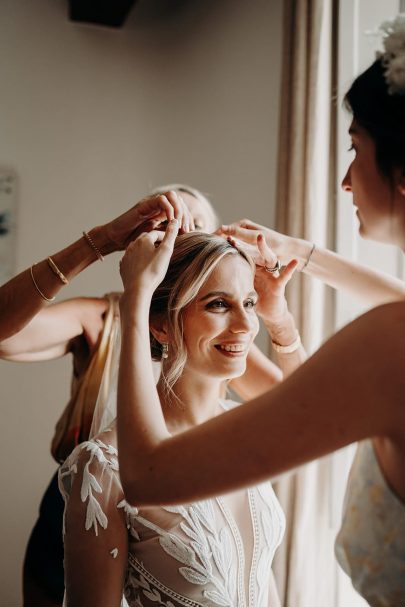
left=264, top=260, right=281, bottom=274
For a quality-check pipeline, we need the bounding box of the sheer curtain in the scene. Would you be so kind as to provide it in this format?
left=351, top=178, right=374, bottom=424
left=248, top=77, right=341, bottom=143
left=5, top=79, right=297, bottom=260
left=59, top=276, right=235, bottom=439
left=271, top=0, right=344, bottom=605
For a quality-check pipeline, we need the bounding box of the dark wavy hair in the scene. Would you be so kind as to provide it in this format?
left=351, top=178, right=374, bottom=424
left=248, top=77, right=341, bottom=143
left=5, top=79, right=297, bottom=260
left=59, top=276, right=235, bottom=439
left=344, top=58, right=405, bottom=179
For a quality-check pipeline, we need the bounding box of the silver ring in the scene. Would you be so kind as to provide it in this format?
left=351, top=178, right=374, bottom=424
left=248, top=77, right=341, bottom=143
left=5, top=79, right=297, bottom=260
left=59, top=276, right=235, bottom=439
left=264, top=260, right=281, bottom=274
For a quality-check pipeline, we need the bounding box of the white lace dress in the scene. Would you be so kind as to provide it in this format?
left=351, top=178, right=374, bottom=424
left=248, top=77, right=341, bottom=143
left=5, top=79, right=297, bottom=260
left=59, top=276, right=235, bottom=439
left=59, top=402, right=285, bottom=607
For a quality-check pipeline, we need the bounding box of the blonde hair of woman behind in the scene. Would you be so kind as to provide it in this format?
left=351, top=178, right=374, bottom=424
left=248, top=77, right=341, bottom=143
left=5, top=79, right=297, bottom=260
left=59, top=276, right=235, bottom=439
left=151, top=183, right=219, bottom=233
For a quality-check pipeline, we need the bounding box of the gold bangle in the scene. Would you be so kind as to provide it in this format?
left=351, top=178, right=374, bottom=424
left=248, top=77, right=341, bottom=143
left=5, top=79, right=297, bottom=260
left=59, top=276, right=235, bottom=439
left=82, top=231, right=104, bottom=262
left=47, top=257, right=69, bottom=285
left=30, top=265, right=56, bottom=302
left=272, top=332, right=301, bottom=354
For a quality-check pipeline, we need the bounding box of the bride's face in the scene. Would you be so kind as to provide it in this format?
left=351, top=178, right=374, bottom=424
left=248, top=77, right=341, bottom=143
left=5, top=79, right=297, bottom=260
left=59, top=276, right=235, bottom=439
left=181, top=254, right=259, bottom=380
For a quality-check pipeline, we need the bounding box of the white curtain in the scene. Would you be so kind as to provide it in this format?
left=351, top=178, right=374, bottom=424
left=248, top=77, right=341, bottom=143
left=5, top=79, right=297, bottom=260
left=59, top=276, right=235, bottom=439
left=271, top=0, right=344, bottom=605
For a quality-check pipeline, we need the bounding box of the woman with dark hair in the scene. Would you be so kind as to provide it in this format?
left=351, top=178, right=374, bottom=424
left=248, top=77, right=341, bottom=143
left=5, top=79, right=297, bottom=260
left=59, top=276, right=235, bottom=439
left=116, top=15, right=405, bottom=606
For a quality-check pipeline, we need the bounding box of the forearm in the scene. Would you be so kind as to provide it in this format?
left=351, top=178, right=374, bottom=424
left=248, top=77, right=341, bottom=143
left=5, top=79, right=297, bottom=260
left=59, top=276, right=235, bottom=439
left=117, top=292, right=170, bottom=491
left=286, top=238, right=405, bottom=305
left=0, top=227, right=106, bottom=341
left=119, top=302, right=405, bottom=507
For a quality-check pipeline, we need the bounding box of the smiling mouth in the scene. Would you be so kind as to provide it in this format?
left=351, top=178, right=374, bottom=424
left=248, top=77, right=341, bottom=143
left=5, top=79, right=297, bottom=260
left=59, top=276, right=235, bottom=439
left=215, top=344, right=247, bottom=357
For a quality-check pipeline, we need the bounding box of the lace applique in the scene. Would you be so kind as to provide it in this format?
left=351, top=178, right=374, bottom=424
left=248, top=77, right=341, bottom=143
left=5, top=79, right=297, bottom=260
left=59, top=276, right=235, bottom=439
left=255, top=484, right=286, bottom=607
left=60, top=437, right=285, bottom=607
left=60, top=440, right=119, bottom=536
left=118, top=500, right=141, bottom=541
left=126, top=555, right=205, bottom=607
left=160, top=501, right=234, bottom=606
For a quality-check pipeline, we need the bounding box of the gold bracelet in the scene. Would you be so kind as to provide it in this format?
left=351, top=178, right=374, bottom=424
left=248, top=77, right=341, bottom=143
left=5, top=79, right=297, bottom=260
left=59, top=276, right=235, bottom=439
left=47, top=257, right=69, bottom=285
left=30, top=265, right=56, bottom=302
left=83, top=231, right=104, bottom=262
left=272, top=332, right=301, bottom=354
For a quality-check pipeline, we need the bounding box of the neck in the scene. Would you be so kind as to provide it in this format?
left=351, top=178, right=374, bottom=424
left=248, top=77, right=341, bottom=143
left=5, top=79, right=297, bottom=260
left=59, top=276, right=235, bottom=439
left=157, top=369, right=225, bottom=434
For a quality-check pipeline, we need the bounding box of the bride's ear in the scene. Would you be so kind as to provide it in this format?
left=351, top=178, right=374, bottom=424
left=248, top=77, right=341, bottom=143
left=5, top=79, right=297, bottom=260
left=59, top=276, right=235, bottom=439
left=150, top=321, right=169, bottom=345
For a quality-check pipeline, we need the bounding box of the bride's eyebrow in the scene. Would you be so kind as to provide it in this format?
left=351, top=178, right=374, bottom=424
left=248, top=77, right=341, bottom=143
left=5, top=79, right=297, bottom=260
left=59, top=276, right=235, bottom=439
left=199, top=290, right=257, bottom=302
left=199, top=291, right=230, bottom=301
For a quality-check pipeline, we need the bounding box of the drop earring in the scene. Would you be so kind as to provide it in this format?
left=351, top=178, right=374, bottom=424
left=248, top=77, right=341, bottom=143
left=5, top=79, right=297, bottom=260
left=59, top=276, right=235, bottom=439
left=162, top=343, right=169, bottom=359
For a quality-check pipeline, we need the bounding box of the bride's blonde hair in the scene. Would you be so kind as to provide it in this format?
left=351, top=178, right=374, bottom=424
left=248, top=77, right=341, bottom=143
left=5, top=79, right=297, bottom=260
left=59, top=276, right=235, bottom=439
left=149, top=232, right=253, bottom=400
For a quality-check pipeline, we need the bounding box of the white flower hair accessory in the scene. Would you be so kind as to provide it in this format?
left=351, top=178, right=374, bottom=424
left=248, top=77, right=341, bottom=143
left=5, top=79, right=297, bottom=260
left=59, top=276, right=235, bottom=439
left=376, top=13, right=405, bottom=95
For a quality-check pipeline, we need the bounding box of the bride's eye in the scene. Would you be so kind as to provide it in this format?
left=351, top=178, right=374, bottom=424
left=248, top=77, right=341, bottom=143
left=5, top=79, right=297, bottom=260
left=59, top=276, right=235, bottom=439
left=244, top=298, right=257, bottom=309
left=206, top=299, right=228, bottom=311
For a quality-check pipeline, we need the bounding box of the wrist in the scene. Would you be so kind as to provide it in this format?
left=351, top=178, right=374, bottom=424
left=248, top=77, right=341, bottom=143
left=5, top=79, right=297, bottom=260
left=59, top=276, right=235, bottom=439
left=281, top=236, right=313, bottom=269
left=86, top=225, right=114, bottom=257
left=264, top=312, right=298, bottom=345
left=272, top=331, right=301, bottom=354
left=119, top=289, right=150, bottom=319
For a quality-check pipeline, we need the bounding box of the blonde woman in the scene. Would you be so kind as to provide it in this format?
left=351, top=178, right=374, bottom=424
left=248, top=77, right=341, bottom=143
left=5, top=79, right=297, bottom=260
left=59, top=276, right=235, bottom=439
left=59, top=231, right=303, bottom=606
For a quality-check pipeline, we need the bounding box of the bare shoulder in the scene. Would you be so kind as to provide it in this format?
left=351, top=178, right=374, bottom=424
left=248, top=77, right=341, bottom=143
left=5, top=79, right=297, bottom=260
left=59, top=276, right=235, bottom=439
left=340, top=301, right=405, bottom=342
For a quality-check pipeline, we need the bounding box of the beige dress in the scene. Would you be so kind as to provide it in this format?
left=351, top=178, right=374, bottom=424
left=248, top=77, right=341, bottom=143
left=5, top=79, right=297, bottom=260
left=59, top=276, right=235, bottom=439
left=335, top=440, right=405, bottom=606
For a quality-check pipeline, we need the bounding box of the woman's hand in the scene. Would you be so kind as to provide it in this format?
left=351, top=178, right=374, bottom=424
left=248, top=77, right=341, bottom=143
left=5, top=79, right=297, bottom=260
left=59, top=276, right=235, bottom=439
left=254, top=235, right=298, bottom=325
left=254, top=234, right=298, bottom=325
left=96, top=191, right=194, bottom=255
left=219, top=219, right=299, bottom=266
left=228, top=232, right=298, bottom=326
left=119, top=220, right=180, bottom=300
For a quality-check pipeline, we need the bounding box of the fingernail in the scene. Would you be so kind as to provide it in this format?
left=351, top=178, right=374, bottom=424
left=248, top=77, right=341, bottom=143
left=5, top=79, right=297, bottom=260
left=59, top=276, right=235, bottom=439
left=170, top=218, right=179, bottom=225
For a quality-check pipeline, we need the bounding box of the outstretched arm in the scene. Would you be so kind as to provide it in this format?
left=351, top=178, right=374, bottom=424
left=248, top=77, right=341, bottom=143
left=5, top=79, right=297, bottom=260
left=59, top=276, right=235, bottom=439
left=118, top=289, right=405, bottom=506
left=0, top=191, right=193, bottom=342
left=219, top=220, right=405, bottom=306
left=0, top=297, right=108, bottom=361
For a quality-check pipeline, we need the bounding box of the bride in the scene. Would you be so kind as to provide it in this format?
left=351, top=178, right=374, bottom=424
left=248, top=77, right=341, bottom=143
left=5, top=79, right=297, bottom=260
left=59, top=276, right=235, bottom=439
left=59, top=230, right=302, bottom=607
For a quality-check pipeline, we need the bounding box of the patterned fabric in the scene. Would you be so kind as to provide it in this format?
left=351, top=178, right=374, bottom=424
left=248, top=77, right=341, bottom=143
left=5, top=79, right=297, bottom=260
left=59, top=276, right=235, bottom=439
left=335, top=441, right=405, bottom=607
left=59, top=407, right=285, bottom=607
left=51, top=293, right=120, bottom=462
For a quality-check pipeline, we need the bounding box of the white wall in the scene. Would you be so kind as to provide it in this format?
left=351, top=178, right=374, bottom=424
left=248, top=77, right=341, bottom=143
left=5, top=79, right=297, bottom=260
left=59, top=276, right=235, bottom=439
left=0, top=0, right=283, bottom=603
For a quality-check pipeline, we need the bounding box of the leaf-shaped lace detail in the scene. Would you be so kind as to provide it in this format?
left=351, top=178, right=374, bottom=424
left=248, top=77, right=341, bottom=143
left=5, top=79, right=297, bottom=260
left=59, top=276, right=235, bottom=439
left=60, top=440, right=121, bottom=537
left=162, top=505, right=188, bottom=518
left=138, top=574, right=151, bottom=591
left=143, top=588, right=162, bottom=602
left=180, top=521, right=199, bottom=542
left=80, top=464, right=102, bottom=502
left=208, top=528, right=232, bottom=580
left=159, top=534, right=196, bottom=566
left=94, top=439, right=117, bottom=456
left=117, top=499, right=139, bottom=517
left=191, top=540, right=212, bottom=574
left=203, top=589, right=231, bottom=606
left=85, top=493, right=108, bottom=534
left=178, top=567, right=209, bottom=585
left=193, top=500, right=216, bottom=534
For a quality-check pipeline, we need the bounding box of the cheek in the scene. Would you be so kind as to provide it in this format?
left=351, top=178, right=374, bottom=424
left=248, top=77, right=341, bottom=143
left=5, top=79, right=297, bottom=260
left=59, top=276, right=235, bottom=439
left=250, top=313, right=260, bottom=338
